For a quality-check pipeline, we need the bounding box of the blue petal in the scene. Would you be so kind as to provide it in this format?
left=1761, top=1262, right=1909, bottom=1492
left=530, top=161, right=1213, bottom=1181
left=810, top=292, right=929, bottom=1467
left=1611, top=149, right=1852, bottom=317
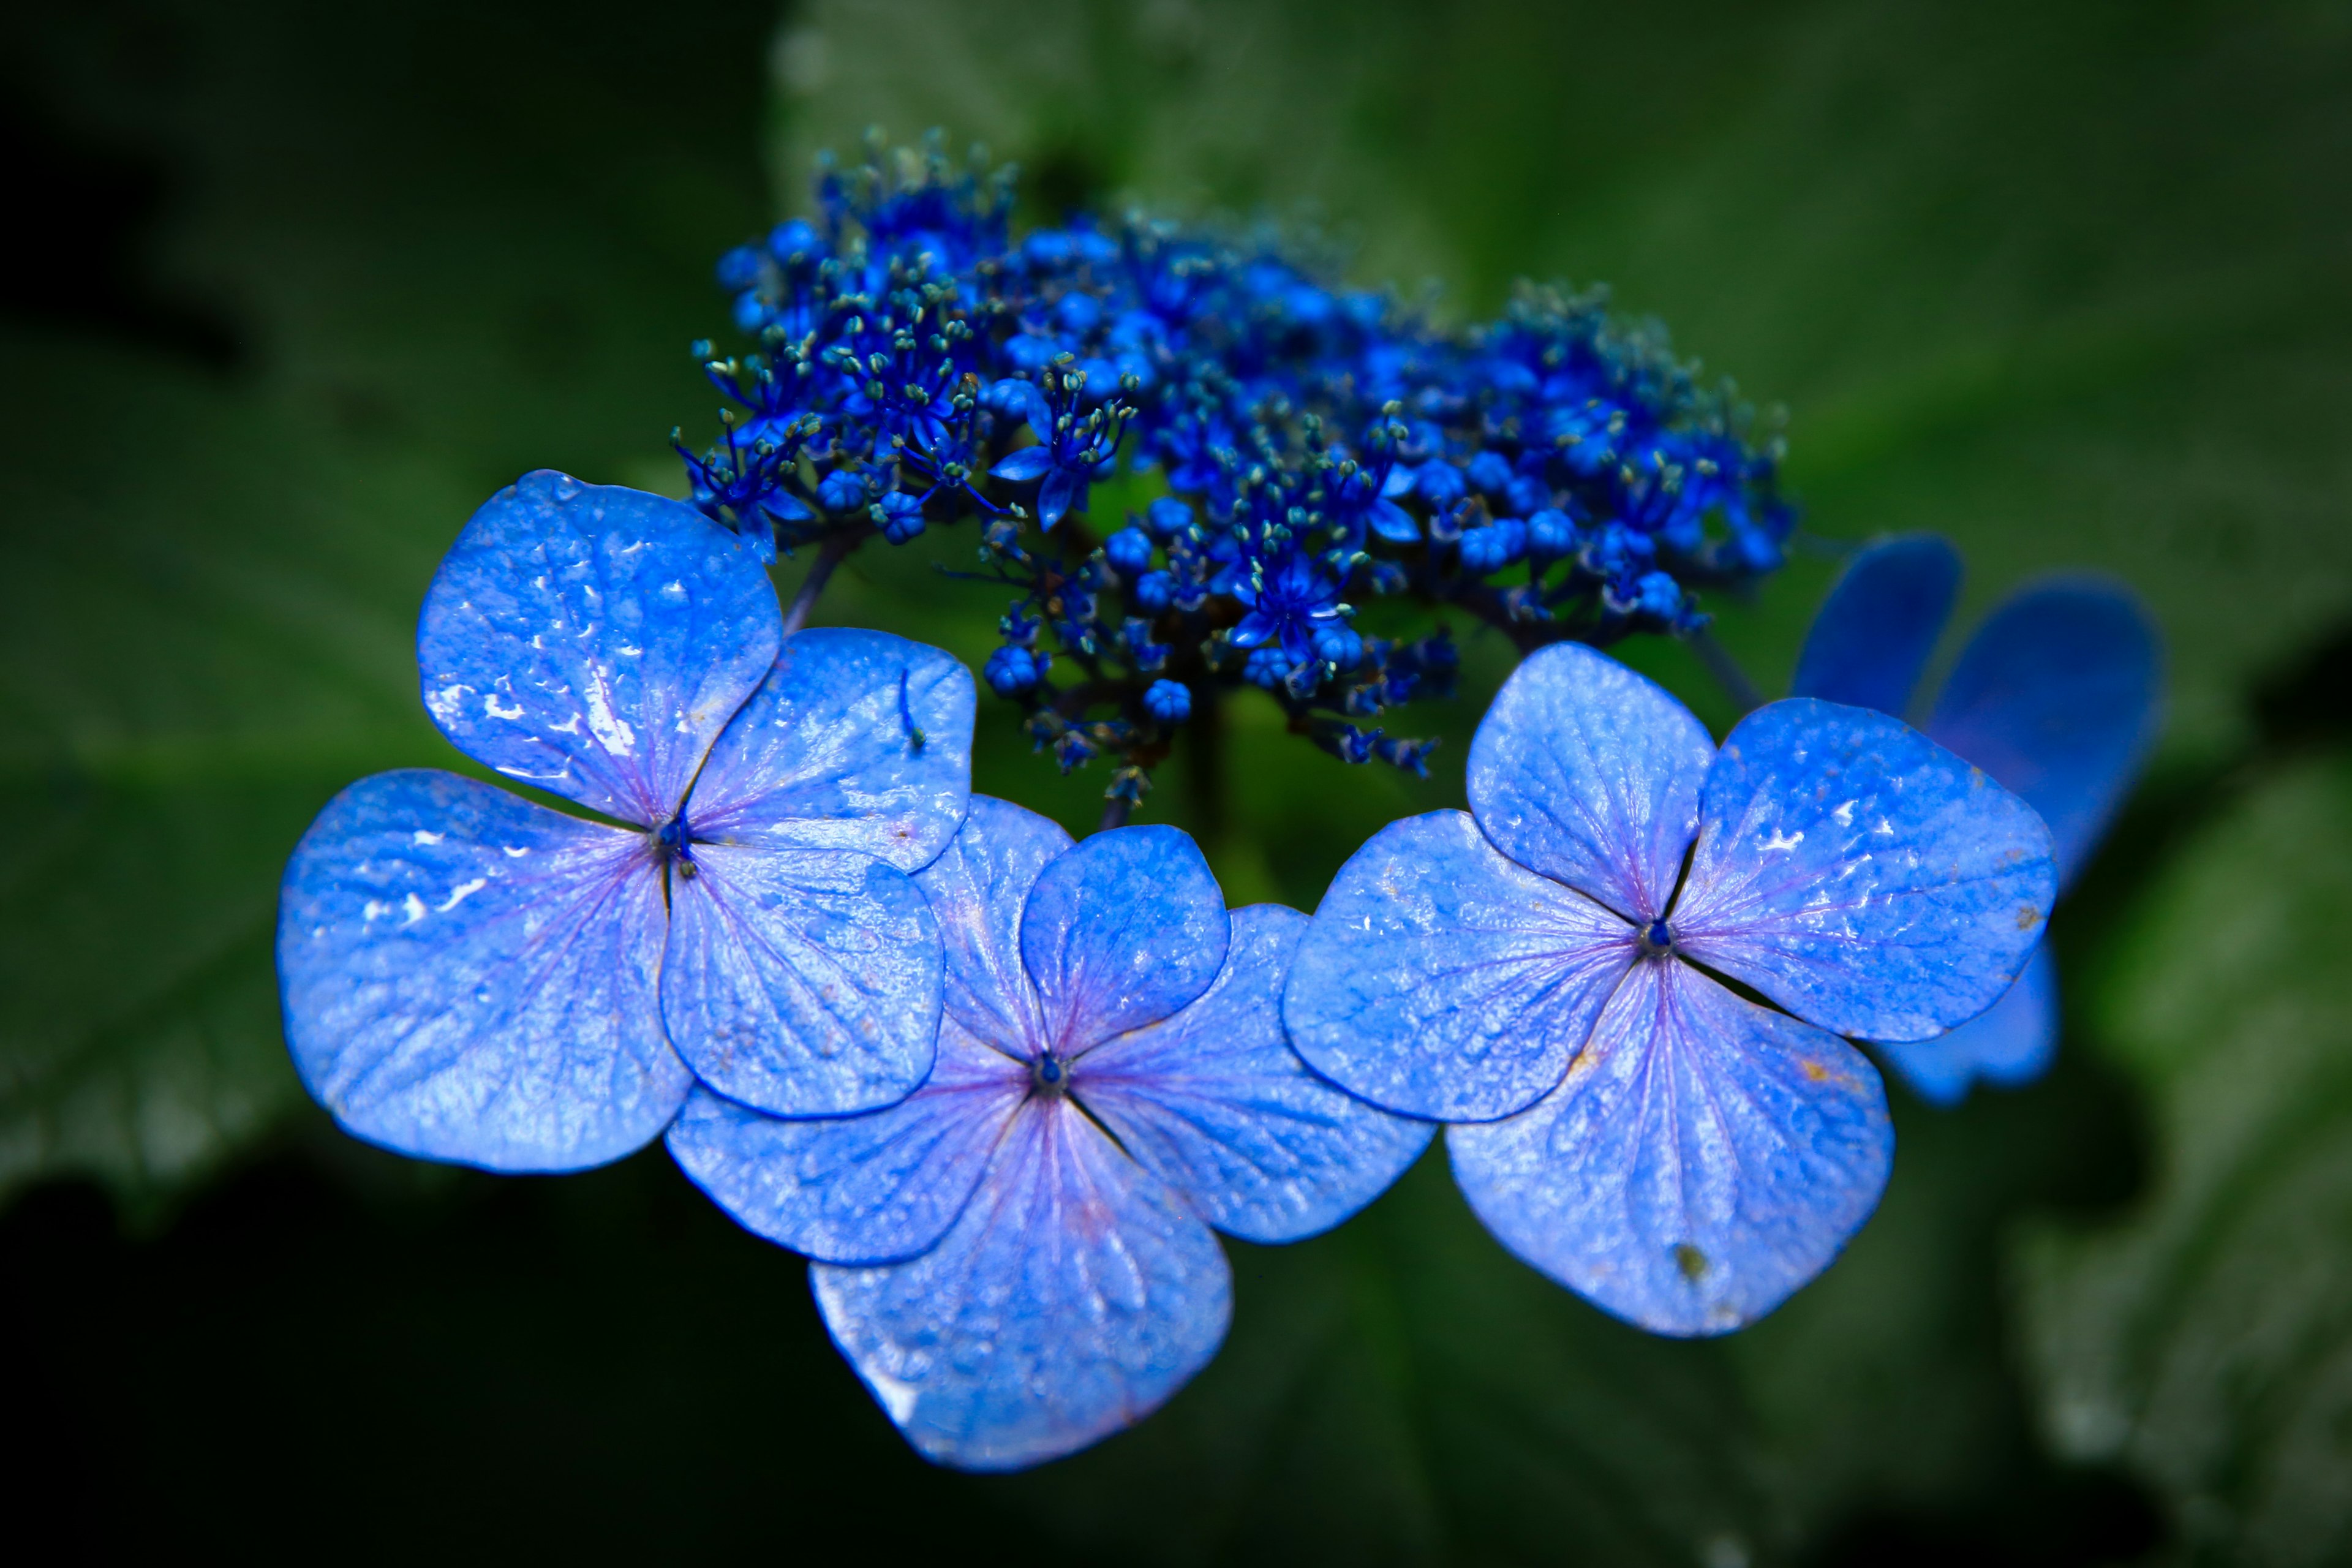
left=660, top=845, right=942, bottom=1116
left=277, top=769, right=685, bottom=1170
left=1283, top=812, right=1637, bottom=1122
left=665, top=1017, right=1025, bottom=1264
left=1227, top=611, right=1274, bottom=649
left=1079, top=905, right=1435, bottom=1243
left=989, top=447, right=1055, bottom=482
left=1789, top=535, right=1962, bottom=717
left=1926, top=578, right=2162, bottom=888
left=1039, top=469, right=1078, bottom=528
left=417, top=471, right=782, bottom=827
left=1467, top=642, right=1716, bottom=921
left=1671, top=698, right=2057, bottom=1042
left=686, top=628, right=976, bottom=873
left=1020, top=825, right=1231, bottom=1052
left=1876, top=943, right=2059, bottom=1106
left=1012, top=380, right=1053, bottom=440
left=1449, top=957, right=1893, bottom=1336
left=812, top=1100, right=1231, bottom=1471
left=1368, top=497, right=1421, bottom=544
left=914, top=796, right=1072, bottom=1060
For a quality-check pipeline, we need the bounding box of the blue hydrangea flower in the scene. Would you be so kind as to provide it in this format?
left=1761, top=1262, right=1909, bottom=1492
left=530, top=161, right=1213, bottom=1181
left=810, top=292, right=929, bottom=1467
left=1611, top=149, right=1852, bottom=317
left=1790, top=535, right=2163, bottom=1104
left=1144, top=679, right=1192, bottom=724
left=1281, top=643, right=2057, bottom=1334
left=667, top=797, right=1432, bottom=1469
left=277, top=472, right=977, bottom=1169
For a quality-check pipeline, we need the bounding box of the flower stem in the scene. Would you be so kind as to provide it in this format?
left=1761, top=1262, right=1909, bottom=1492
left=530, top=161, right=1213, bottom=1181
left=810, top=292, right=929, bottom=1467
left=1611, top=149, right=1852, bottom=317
left=1691, top=626, right=1763, bottom=717
left=1185, top=684, right=1229, bottom=843
left=1096, top=796, right=1132, bottom=832
left=781, top=531, right=859, bottom=638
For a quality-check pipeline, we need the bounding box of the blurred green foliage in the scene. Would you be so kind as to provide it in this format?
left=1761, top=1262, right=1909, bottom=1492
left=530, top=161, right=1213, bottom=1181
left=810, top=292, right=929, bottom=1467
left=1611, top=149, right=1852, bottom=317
left=2, top=0, right=2349, bottom=1561
left=2024, top=753, right=2352, bottom=1566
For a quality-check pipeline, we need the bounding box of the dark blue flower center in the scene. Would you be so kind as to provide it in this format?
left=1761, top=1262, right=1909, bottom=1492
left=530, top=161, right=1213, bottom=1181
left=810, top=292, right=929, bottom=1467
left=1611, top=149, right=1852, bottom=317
left=1639, top=918, right=1673, bottom=957
left=653, top=813, right=699, bottom=880
left=1031, top=1051, right=1068, bottom=1096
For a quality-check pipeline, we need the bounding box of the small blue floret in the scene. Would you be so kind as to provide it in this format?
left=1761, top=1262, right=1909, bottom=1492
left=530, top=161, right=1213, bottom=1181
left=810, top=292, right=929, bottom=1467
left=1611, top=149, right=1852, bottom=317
left=1144, top=679, right=1192, bottom=724
left=1314, top=624, right=1366, bottom=671
left=1527, top=508, right=1577, bottom=560
left=1466, top=451, right=1515, bottom=496
left=1146, top=497, right=1193, bottom=539
left=1104, top=527, right=1155, bottom=574
left=717, top=246, right=764, bottom=291
left=1243, top=647, right=1291, bottom=688
left=1415, top=461, right=1466, bottom=508
left=985, top=645, right=1043, bottom=698
left=1635, top=570, right=1684, bottom=622
left=818, top=467, right=869, bottom=513
left=767, top=218, right=820, bottom=259
left=873, top=492, right=927, bottom=545
left=1133, top=570, right=1175, bottom=614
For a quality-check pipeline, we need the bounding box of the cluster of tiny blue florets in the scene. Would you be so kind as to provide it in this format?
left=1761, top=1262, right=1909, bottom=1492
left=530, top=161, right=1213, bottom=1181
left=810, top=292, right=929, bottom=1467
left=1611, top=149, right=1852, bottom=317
left=676, top=135, right=1793, bottom=801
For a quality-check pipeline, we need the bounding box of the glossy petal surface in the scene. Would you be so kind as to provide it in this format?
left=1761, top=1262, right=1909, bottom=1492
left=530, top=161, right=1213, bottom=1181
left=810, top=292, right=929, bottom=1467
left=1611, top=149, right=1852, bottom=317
left=1927, top=579, right=2162, bottom=888
left=813, top=1099, right=1232, bottom=1471
left=1023, top=826, right=1230, bottom=1053
left=661, top=843, right=941, bottom=1117
left=989, top=446, right=1053, bottom=481
left=1672, top=699, right=2056, bottom=1042
left=417, top=472, right=780, bottom=826
left=1468, top=642, right=1714, bottom=921
left=1789, top=534, right=1962, bottom=718
left=278, top=769, right=684, bottom=1170
left=1284, top=812, right=1637, bottom=1122
left=1080, top=905, right=1435, bottom=1244
left=687, top=628, right=977, bottom=873
left=1450, top=959, right=1893, bottom=1336
left=665, top=1019, right=1024, bottom=1264
left=914, top=796, right=1071, bottom=1060
left=1877, top=943, right=2060, bottom=1106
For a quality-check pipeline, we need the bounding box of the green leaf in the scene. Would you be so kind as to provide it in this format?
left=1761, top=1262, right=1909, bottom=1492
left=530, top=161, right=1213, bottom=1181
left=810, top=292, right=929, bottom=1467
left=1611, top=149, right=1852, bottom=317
left=2018, top=753, right=2352, bottom=1563
left=0, top=355, right=462, bottom=1208
left=774, top=0, right=2352, bottom=757
left=0, top=0, right=777, bottom=1209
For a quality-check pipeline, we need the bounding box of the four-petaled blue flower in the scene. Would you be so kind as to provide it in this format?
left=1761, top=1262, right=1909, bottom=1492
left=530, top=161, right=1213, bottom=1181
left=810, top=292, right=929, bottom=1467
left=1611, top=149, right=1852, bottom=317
left=1281, top=643, right=2057, bottom=1334
left=668, top=797, right=1431, bottom=1469
left=1229, top=554, right=1347, bottom=666
left=278, top=471, right=977, bottom=1169
left=1790, top=535, right=2162, bottom=1104
left=985, top=371, right=1122, bottom=530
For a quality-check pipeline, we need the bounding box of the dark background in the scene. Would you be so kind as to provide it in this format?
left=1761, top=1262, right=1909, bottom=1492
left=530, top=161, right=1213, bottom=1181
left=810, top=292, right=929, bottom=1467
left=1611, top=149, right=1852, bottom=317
left=4, top=2, right=2350, bottom=1561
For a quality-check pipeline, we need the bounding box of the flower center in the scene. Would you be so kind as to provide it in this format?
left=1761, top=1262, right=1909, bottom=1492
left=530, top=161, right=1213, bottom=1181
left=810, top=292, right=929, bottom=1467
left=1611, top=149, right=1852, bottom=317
left=1638, top=918, right=1673, bottom=959
left=1031, top=1051, right=1069, bottom=1098
left=652, top=812, right=699, bottom=881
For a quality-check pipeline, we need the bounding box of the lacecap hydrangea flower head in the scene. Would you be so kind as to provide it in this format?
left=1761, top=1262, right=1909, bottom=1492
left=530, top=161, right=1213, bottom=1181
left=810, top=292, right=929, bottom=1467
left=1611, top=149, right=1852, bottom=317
left=1790, top=535, right=2162, bottom=1104
left=677, top=137, right=1796, bottom=809
left=669, top=797, right=1431, bottom=1469
left=278, top=471, right=975, bottom=1169
left=1283, top=643, right=2057, bottom=1334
